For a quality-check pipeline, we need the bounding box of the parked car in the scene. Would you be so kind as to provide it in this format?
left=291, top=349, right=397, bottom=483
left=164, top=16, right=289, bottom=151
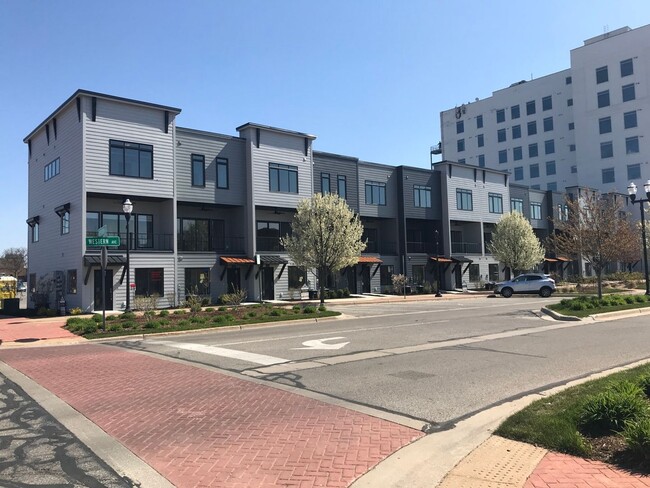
left=494, top=273, right=556, bottom=298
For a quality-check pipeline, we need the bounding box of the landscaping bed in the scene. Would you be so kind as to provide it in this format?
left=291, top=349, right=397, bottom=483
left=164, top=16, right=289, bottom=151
left=65, top=304, right=340, bottom=339
left=548, top=294, right=650, bottom=317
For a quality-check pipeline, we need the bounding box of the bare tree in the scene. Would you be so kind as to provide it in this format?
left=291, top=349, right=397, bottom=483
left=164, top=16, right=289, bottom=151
left=0, top=247, right=27, bottom=278
left=548, top=191, right=638, bottom=298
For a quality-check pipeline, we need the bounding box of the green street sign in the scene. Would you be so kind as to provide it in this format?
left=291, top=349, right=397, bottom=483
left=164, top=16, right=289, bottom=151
left=86, top=236, right=121, bottom=247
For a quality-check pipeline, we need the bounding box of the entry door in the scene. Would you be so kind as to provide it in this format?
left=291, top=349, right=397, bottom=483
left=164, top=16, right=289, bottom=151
left=94, top=269, right=113, bottom=310
left=226, top=267, right=241, bottom=293
left=361, top=266, right=371, bottom=293
left=261, top=267, right=275, bottom=300
left=455, top=266, right=462, bottom=289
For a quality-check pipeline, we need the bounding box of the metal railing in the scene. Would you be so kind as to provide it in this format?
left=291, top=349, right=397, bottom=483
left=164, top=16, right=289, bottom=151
left=178, top=236, right=246, bottom=253
left=451, top=241, right=482, bottom=254
left=364, top=240, right=397, bottom=255
left=407, top=241, right=435, bottom=254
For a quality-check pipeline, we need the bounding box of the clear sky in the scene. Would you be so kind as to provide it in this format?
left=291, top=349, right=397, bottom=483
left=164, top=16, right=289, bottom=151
left=1, top=0, right=649, bottom=252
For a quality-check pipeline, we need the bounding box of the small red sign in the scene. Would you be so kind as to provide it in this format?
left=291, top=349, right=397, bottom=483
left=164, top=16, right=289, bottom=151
left=130, top=283, right=136, bottom=288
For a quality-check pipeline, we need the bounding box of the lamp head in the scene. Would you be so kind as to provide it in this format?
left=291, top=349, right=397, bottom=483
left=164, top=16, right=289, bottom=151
left=628, top=182, right=638, bottom=203
left=122, top=198, right=133, bottom=214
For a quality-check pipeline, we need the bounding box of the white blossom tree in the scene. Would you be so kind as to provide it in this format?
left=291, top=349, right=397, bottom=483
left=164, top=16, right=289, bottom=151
left=282, top=193, right=366, bottom=304
left=488, top=211, right=545, bottom=277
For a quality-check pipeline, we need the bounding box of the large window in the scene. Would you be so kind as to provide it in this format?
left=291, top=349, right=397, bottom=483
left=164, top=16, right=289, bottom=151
left=600, top=141, right=613, bottom=159
left=626, top=136, right=639, bottom=154
left=320, top=172, right=330, bottom=194
left=599, top=116, right=612, bottom=134
left=498, top=150, right=507, bottom=164
left=44, top=158, right=60, bottom=181
left=88, top=211, right=155, bottom=250
left=596, top=66, right=608, bottom=84
left=269, top=162, right=298, bottom=193
left=457, top=139, right=465, bottom=152
left=496, top=109, right=505, bottom=123
left=67, top=269, right=77, bottom=294
left=622, top=83, right=636, bottom=102
left=527, top=121, right=537, bottom=136
left=216, top=157, right=229, bottom=189
left=530, top=163, right=539, bottom=178
left=530, top=202, right=542, bottom=220
left=456, top=189, right=473, bottom=211
left=135, top=268, right=164, bottom=297
left=380, top=265, right=394, bottom=287
left=512, top=125, right=521, bottom=139
left=109, top=140, right=153, bottom=179
left=288, top=266, right=307, bottom=289
left=513, top=146, right=522, bottom=161
left=628, top=163, right=641, bottom=180
left=621, top=58, right=634, bottom=77
left=514, top=166, right=523, bottom=181
left=511, top=198, right=524, bottom=214
left=476, top=115, right=483, bottom=129
left=488, top=193, right=503, bottom=214
left=257, top=221, right=292, bottom=251
left=597, top=90, right=610, bottom=108
left=511, top=105, right=520, bottom=119
left=542, top=95, right=552, bottom=111
left=497, top=128, right=506, bottom=142
left=602, top=167, right=615, bottom=184
left=191, top=154, right=205, bottom=187
left=177, top=218, right=224, bottom=252
left=477, top=134, right=484, bottom=147
left=526, top=100, right=536, bottom=115
left=544, top=139, right=555, bottom=155
left=528, top=143, right=538, bottom=158
left=456, top=120, right=464, bottom=134
left=543, top=117, right=553, bottom=132
left=546, top=160, right=556, bottom=176
left=624, top=111, right=638, bottom=129
left=413, top=185, right=431, bottom=208
left=365, top=181, right=386, bottom=205
left=185, top=268, right=210, bottom=296
left=337, top=175, right=347, bottom=199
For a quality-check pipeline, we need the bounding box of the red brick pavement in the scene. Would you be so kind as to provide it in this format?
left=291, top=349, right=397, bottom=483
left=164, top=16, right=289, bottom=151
left=0, top=315, right=79, bottom=343
left=0, top=344, right=422, bottom=488
left=525, top=451, right=650, bottom=488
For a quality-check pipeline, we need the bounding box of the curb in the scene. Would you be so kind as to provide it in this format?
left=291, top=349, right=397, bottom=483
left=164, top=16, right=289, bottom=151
left=540, top=306, right=582, bottom=321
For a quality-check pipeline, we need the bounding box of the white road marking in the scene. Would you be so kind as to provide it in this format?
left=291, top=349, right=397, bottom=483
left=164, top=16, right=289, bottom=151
left=293, top=337, right=350, bottom=350
left=146, top=341, right=289, bottom=366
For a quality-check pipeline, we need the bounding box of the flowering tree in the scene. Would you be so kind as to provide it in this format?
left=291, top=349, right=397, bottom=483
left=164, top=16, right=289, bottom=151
left=282, top=193, right=366, bottom=304
left=488, top=211, right=545, bottom=276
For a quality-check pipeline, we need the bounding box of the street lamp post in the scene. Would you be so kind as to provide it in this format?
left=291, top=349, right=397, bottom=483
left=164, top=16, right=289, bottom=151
left=627, top=181, right=650, bottom=296
left=122, top=198, right=134, bottom=311
left=434, top=229, right=442, bottom=297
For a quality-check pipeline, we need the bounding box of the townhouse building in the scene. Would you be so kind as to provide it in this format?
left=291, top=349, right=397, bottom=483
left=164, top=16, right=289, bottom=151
left=25, top=90, right=560, bottom=312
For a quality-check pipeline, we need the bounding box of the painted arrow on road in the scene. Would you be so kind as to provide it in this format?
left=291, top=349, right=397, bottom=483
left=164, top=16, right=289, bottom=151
left=293, top=337, right=350, bottom=350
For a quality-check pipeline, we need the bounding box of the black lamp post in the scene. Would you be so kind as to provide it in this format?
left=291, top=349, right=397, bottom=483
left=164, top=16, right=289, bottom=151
left=434, top=229, right=442, bottom=297
left=123, top=198, right=134, bottom=311
left=627, top=181, right=650, bottom=295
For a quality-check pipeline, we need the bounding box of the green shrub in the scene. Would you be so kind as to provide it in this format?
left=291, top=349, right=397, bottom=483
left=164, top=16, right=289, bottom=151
left=318, top=305, right=326, bottom=312
left=177, top=319, right=190, bottom=326
left=270, top=309, right=283, bottom=317
left=623, top=418, right=650, bottom=463
left=121, top=311, right=136, bottom=320
left=625, top=296, right=637, bottom=304
left=190, top=316, right=207, bottom=324
left=570, top=301, right=587, bottom=311
left=201, top=297, right=211, bottom=306
left=205, top=307, right=214, bottom=313
left=82, top=322, right=98, bottom=335
left=173, top=309, right=186, bottom=315
left=579, top=381, right=649, bottom=435
left=91, top=313, right=102, bottom=323
left=144, top=320, right=161, bottom=329
left=342, top=288, right=350, bottom=297
left=106, top=315, right=116, bottom=321
left=303, top=305, right=317, bottom=314
left=158, top=318, right=171, bottom=326
left=219, top=288, right=247, bottom=306
left=66, top=317, right=84, bottom=326
left=638, top=375, right=650, bottom=398
left=636, top=295, right=648, bottom=303
left=292, top=305, right=301, bottom=311
left=108, top=323, right=123, bottom=333
left=247, top=311, right=256, bottom=318
left=212, top=315, right=227, bottom=323
left=159, top=310, right=170, bottom=317
left=143, top=310, right=156, bottom=321
left=121, top=320, right=136, bottom=329
left=218, top=306, right=227, bottom=312
left=223, top=314, right=234, bottom=321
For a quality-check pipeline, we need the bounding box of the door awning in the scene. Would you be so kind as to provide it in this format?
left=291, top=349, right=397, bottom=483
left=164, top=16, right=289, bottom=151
left=430, top=256, right=453, bottom=263
left=357, top=256, right=383, bottom=264
left=84, top=254, right=126, bottom=266
left=220, top=256, right=255, bottom=265
left=260, top=255, right=288, bottom=265
left=450, top=256, right=473, bottom=264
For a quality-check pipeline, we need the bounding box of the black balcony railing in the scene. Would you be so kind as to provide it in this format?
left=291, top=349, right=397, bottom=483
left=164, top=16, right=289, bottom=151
left=178, top=236, right=246, bottom=253
left=365, top=240, right=397, bottom=255
left=256, top=236, right=286, bottom=252
left=451, top=241, right=482, bottom=254
left=407, top=241, right=435, bottom=254
left=86, top=232, right=174, bottom=252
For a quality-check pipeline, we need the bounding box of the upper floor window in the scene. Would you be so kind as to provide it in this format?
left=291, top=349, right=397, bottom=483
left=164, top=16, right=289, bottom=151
left=456, top=189, right=473, bottom=211
left=526, top=100, right=536, bottom=115
left=514, top=166, right=523, bottom=180
left=488, top=193, right=503, bottom=214
left=624, top=110, right=638, bottom=129
left=365, top=180, right=386, bottom=205
left=628, top=163, right=641, bottom=180
left=602, top=167, right=615, bottom=184
left=61, top=210, right=70, bottom=235
left=600, top=141, right=613, bottom=159
left=216, top=157, right=229, bottom=189
left=497, top=128, right=506, bottom=143
left=457, top=139, right=465, bottom=152
left=513, top=146, right=523, bottom=161
left=566, top=76, right=572, bottom=84
left=528, top=143, right=538, bottom=158
left=413, top=185, right=432, bottom=208
left=498, top=149, right=507, bottom=164
left=511, top=198, right=524, bottom=213
left=530, top=202, right=542, bottom=220
left=546, top=160, right=556, bottom=176
left=567, top=98, right=573, bottom=106
left=542, top=96, right=552, bottom=111
left=597, top=90, right=610, bottom=108
left=622, top=83, right=636, bottom=102
left=571, top=165, right=577, bottom=174
left=626, top=136, right=640, bottom=154
left=527, top=121, right=537, bottom=136
left=478, top=154, right=485, bottom=167
left=44, top=158, right=60, bottom=181
left=337, top=175, right=347, bottom=199
left=547, top=182, right=557, bottom=191
left=476, top=115, right=483, bottom=129
left=569, top=122, right=575, bottom=130
left=109, top=140, right=153, bottom=179
left=596, top=66, right=608, bottom=84
left=511, top=105, right=520, bottom=119
left=530, top=163, right=540, bottom=178
left=620, top=58, right=633, bottom=77
left=321, top=173, right=331, bottom=194
left=477, top=134, right=484, bottom=147
left=456, top=120, right=464, bottom=134
left=269, top=162, right=298, bottom=193
left=496, top=109, right=505, bottom=123
left=544, top=139, right=555, bottom=155
left=599, top=116, right=612, bottom=134
left=512, top=124, right=521, bottom=139
left=191, top=154, right=205, bottom=187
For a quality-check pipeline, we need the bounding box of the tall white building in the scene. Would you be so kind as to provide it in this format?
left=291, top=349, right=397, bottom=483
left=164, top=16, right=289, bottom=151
left=440, top=24, right=650, bottom=195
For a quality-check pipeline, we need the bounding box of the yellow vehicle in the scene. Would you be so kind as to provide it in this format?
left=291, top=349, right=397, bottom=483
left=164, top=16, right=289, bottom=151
left=0, top=275, right=17, bottom=308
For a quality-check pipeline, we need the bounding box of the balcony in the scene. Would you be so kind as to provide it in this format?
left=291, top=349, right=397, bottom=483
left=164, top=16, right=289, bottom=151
left=451, top=241, right=482, bottom=254
left=256, top=236, right=286, bottom=252
left=87, top=232, right=173, bottom=252
left=407, top=241, right=435, bottom=254
left=364, top=240, right=397, bottom=255
left=179, top=236, right=246, bottom=254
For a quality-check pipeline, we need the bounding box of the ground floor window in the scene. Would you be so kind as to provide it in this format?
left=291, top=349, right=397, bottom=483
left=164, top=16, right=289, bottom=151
left=412, top=265, right=425, bottom=285
left=489, top=264, right=499, bottom=282
left=288, top=266, right=307, bottom=289
left=135, top=268, right=164, bottom=297
left=185, top=268, right=210, bottom=296
left=469, top=264, right=480, bottom=282
left=380, top=265, right=394, bottom=286
left=67, top=269, right=77, bottom=294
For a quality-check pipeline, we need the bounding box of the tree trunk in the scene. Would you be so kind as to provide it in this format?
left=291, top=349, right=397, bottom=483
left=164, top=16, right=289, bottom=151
left=319, top=266, right=325, bottom=305
left=596, top=268, right=603, bottom=299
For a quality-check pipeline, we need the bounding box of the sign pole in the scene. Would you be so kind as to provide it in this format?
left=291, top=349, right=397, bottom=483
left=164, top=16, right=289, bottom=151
left=101, top=246, right=107, bottom=331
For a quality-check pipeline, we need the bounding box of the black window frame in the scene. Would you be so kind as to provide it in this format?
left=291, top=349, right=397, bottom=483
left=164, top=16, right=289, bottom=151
left=498, top=149, right=507, bottom=164
left=546, top=160, right=556, bottom=176
left=544, top=139, right=555, bottom=155
left=134, top=268, right=164, bottom=297
left=457, top=138, right=465, bottom=152
left=530, top=202, right=542, bottom=220
left=599, top=116, right=612, bottom=134
left=109, top=140, right=153, bottom=179
left=61, top=210, right=70, bottom=235
left=527, top=121, right=537, bottom=136
left=620, top=58, right=634, bottom=77
left=510, top=105, right=520, bottom=119
left=456, top=120, right=464, bottom=134
left=269, top=162, right=298, bottom=193
left=511, top=198, right=524, bottom=213
left=597, top=90, right=610, bottom=108
left=456, top=188, right=473, bottom=211
left=526, top=100, right=536, bottom=115
left=365, top=180, right=386, bottom=206
left=513, top=146, right=522, bottom=161
left=496, top=109, right=505, bottom=123
left=528, top=143, right=538, bottom=158
left=497, top=128, right=506, bottom=143
left=337, top=175, right=347, bottom=199
left=216, top=157, right=229, bottom=189
left=626, top=136, right=640, bottom=155
left=321, top=172, right=331, bottom=194
left=476, top=115, right=483, bottom=129
left=543, top=116, right=553, bottom=132
left=622, top=83, right=636, bottom=102
left=624, top=111, right=638, bottom=129
left=628, top=163, right=641, bottom=180
left=542, top=95, right=552, bottom=111
left=530, top=163, right=540, bottom=179
left=600, top=141, right=613, bottom=159
left=477, top=134, right=484, bottom=147
left=185, top=267, right=210, bottom=296
left=191, top=154, right=205, bottom=187
left=44, top=158, right=60, bottom=181
left=512, top=125, right=521, bottom=139
left=514, top=166, right=523, bottom=181
left=602, top=167, right=615, bottom=184
left=488, top=193, right=503, bottom=214
left=413, top=185, right=432, bottom=208
left=596, top=66, right=608, bottom=84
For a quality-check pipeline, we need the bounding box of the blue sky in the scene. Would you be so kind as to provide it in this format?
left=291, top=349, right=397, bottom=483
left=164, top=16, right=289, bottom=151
left=1, top=0, right=649, bottom=251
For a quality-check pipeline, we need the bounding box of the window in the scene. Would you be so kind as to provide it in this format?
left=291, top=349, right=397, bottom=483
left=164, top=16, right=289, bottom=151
left=622, top=83, right=636, bottom=102
left=135, top=268, right=164, bottom=297
left=496, top=109, right=505, bottom=123
left=269, top=162, right=298, bottom=193
left=596, top=66, right=608, bottom=84
left=380, top=265, right=394, bottom=287
left=477, top=134, right=484, bottom=147
left=543, top=117, right=553, bottom=132
left=109, top=140, right=153, bottom=179
left=288, top=266, right=307, bottom=289
left=476, top=115, right=483, bottom=129
left=413, top=185, right=432, bottom=208
left=531, top=184, right=540, bottom=190
left=558, top=204, right=569, bottom=221
left=496, top=128, right=505, bottom=143
left=567, top=98, right=573, bottom=106
left=456, top=120, right=464, bottom=134
left=571, top=165, right=577, bottom=174
left=337, top=175, right=347, bottom=198
left=488, top=193, right=503, bottom=214
left=478, top=154, right=485, bottom=167
left=526, top=100, right=536, bottom=115
left=624, top=111, right=638, bottom=129
left=566, top=76, right=572, bottom=84
left=511, top=105, right=520, bottom=119
left=32, top=222, right=39, bottom=242
left=513, top=146, right=523, bottom=161
left=67, top=270, right=77, bottom=294
left=570, top=144, right=576, bottom=152
left=599, top=116, right=612, bottom=134
left=600, top=141, right=613, bottom=159
left=468, top=264, right=480, bottom=282
left=136, top=214, right=154, bottom=248
left=546, top=160, right=556, bottom=176
left=530, top=163, right=540, bottom=178
left=179, top=218, right=211, bottom=251
left=511, top=198, right=524, bottom=213
left=621, top=58, right=633, bottom=77
left=626, top=136, right=640, bottom=154
left=530, top=202, right=542, bottom=220
left=544, top=139, right=555, bottom=155
left=602, top=167, right=615, bottom=184
left=256, top=221, right=292, bottom=251
left=458, top=158, right=466, bottom=164
left=320, top=173, right=330, bottom=194
left=498, top=149, right=507, bottom=164
left=61, top=210, right=70, bottom=235
left=527, top=121, right=537, bottom=136
left=569, top=122, right=575, bottom=130
left=542, top=96, right=552, bottom=111
left=216, top=158, right=228, bottom=189
left=457, top=139, right=465, bottom=152
left=456, top=189, right=473, bottom=211
left=597, top=90, right=610, bottom=108
left=44, top=158, right=60, bottom=181
left=512, top=124, right=521, bottom=139
left=547, top=182, right=557, bottom=191
left=514, top=166, right=523, bottom=181
left=191, top=154, right=205, bottom=187
left=185, top=268, right=210, bottom=295
left=628, top=163, right=641, bottom=180
left=365, top=181, right=386, bottom=205
left=528, top=143, right=538, bottom=158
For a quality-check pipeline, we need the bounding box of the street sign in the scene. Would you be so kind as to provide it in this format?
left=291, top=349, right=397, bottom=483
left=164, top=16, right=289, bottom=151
left=86, top=236, right=121, bottom=247
left=97, top=225, right=108, bottom=237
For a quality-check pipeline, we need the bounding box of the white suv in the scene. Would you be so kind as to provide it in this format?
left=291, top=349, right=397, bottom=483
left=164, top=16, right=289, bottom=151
left=494, top=273, right=556, bottom=298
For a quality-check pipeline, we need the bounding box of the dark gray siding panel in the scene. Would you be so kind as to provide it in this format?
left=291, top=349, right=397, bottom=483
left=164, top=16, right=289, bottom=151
left=402, top=168, right=442, bottom=220
left=313, top=153, right=359, bottom=212
left=358, top=163, right=398, bottom=218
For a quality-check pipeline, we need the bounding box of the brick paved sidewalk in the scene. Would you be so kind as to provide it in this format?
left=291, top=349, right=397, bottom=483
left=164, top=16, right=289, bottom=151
left=0, top=344, right=422, bottom=488
left=0, top=315, right=81, bottom=343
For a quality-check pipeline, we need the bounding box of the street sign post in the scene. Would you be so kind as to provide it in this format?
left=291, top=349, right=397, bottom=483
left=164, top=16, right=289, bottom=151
left=86, top=236, right=121, bottom=247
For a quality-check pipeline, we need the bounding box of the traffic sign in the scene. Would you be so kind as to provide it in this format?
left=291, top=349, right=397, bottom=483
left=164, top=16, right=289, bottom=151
left=86, top=236, right=121, bottom=247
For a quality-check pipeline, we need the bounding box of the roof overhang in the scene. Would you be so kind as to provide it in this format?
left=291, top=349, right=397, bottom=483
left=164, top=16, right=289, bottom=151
left=259, top=255, right=288, bottom=265
left=357, top=256, right=383, bottom=264
left=220, top=256, right=255, bottom=265
left=84, top=255, right=126, bottom=266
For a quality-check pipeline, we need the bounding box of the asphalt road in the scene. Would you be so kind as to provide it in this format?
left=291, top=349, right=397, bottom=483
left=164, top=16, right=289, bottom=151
left=108, top=296, right=650, bottom=429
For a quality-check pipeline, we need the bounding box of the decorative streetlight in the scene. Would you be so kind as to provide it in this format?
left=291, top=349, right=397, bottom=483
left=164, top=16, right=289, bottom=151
left=627, top=181, right=650, bottom=295
left=122, top=198, right=134, bottom=311
left=434, top=229, right=442, bottom=297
